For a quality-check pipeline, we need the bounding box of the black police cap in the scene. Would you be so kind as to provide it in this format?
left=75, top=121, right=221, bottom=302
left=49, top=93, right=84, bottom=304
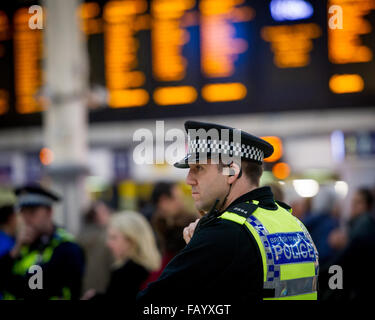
left=174, top=120, right=274, bottom=168
left=15, top=184, right=61, bottom=208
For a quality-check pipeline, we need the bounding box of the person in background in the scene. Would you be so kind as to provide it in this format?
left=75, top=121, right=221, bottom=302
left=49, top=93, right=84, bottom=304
left=268, top=182, right=285, bottom=202
left=0, top=203, right=17, bottom=300
left=0, top=205, right=17, bottom=259
left=138, top=198, right=154, bottom=223
left=303, top=186, right=340, bottom=267
left=77, top=201, right=113, bottom=296
left=142, top=182, right=198, bottom=288
left=328, top=187, right=374, bottom=251
left=291, top=197, right=312, bottom=222
left=82, top=211, right=161, bottom=304
left=150, top=182, right=186, bottom=231
left=0, top=184, right=85, bottom=300
left=321, top=187, right=375, bottom=300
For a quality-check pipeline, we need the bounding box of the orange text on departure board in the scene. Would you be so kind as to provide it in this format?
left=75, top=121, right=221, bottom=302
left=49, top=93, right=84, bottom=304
left=0, top=10, right=10, bottom=42
left=151, top=0, right=199, bottom=106
left=151, top=0, right=195, bottom=81
left=103, top=0, right=149, bottom=108
left=13, top=8, right=43, bottom=114
left=328, top=0, right=375, bottom=64
left=79, top=2, right=103, bottom=35
left=261, top=23, right=321, bottom=68
left=200, top=0, right=252, bottom=78
left=0, top=11, right=10, bottom=115
left=0, top=89, right=8, bottom=115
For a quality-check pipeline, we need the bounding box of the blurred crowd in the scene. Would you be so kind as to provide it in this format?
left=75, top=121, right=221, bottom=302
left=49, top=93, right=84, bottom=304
left=287, top=184, right=375, bottom=300
left=0, top=181, right=198, bottom=303
left=0, top=180, right=374, bottom=302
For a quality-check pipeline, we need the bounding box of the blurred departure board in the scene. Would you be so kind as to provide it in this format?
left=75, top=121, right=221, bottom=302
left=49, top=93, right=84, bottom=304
left=1, top=0, right=375, bottom=128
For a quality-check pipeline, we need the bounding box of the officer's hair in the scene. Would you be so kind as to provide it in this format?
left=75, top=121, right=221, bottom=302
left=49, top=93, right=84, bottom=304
left=241, top=160, right=263, bottom=187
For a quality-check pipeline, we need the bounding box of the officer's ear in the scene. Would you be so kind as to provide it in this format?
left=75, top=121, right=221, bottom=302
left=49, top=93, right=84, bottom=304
left=223, top=162, right=241, bottom=184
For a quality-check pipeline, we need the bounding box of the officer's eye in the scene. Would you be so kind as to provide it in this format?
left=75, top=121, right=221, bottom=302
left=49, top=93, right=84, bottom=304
left=196, top=165, right=202, bottom=171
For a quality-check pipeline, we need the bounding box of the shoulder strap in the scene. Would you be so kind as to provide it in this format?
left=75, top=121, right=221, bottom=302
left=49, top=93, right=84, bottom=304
left=54, top=228, right=75, bottom=243
left=275, top=200, right=292, bottom=213
left=225, top=201, right=258, bottom=219
left=41, top=229, right=75, bottom=264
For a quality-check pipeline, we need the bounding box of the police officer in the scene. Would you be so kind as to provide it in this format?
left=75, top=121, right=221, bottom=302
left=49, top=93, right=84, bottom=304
left=0, top=184, right=85, bottom=300
left=137, top=121, right=319, bottom=305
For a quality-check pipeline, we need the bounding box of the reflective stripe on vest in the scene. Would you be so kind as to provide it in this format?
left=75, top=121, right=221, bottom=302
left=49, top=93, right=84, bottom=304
left=219, top=200, right=319, bottom=300
left=2, top=291, right=16, bottom=300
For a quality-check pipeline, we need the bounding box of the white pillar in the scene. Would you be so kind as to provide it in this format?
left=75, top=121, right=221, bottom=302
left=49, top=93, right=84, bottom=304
left=42, top=0, right=89, bottom=235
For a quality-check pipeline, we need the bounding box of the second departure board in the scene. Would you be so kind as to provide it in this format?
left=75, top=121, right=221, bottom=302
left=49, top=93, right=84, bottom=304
left=1, top=0, right=375, bottom=128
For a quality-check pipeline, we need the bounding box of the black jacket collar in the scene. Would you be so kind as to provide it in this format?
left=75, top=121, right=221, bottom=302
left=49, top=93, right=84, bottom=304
left=29, top=225, right=57, bottom=251
left=224, top=186, right=277, bottom=212
left=203, top=187, right=277, bottom=224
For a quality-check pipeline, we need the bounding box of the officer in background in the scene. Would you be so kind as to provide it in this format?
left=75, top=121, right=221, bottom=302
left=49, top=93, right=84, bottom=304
left=137, top=121, right=319, bottom=305
left=0, top=184, right=85, bottom=300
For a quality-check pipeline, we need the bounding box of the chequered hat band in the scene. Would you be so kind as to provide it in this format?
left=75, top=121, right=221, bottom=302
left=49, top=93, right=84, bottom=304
left=188, top=139, right=264, bottom=162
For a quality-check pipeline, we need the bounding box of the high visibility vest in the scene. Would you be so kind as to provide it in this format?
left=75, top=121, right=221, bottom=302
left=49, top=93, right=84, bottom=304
left=3, top=228, right=75, bottom=300
left=219, top=200, right=319, bottom=300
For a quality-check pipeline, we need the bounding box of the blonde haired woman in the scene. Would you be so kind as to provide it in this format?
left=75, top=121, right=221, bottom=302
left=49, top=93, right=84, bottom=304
left=82, top=211, right=161, bottom=302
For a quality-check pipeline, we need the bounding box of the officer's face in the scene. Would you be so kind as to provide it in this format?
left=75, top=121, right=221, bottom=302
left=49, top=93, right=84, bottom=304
left=186, top=161, right=229, bottom=213
left=20, top=206, right=52, bottom=235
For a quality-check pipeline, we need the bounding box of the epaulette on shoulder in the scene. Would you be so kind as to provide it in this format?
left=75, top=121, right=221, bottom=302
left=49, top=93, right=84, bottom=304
left=275, top=200, right=292, bottom=212
left=55, top=227, right=75, bottom=242
left=226, top=201, right=258, bottom=218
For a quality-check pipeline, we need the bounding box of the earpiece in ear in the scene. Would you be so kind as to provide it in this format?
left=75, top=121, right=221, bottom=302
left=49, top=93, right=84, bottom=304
left=222, top=164, right=237, bottom=176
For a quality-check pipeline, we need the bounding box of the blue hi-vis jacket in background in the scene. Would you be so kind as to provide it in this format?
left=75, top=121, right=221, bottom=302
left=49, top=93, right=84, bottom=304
left=0, top=230, right=15, bottom=258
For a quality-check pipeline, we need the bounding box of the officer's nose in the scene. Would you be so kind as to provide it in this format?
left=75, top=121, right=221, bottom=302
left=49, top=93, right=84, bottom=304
left=186, top=168, right=197, bottom=186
